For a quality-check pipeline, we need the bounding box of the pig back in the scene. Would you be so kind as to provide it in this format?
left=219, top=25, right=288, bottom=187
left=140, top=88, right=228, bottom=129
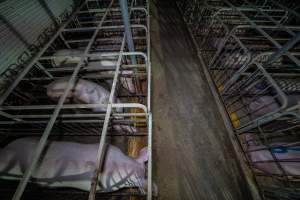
left=0, top=138, right=98, bottom=180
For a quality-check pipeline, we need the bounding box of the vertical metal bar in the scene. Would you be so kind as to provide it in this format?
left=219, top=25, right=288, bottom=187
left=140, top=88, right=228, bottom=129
left=11, top=0, right=113, bottom=199
left=224, top=0, right=300, bottom=66
left=0, top=111, right=23, bottom=122
left=119, top=0, right=137, bottom=65
left=147, top=112, right=152, bottom=200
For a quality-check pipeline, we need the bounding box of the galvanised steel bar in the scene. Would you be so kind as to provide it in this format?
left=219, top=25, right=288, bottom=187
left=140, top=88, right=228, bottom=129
left=266, top=32, right=300, bottom=65
left=11, top=1, right=115, bottom=199
left=0, top=110, right=23, bottom=122
left=243, top=0, right=296, bottom=36
left=269, top=0, right=300, bottom=20
left=62, top=24, right=147, bottom=32
left=8, top=113, right=147, bottom=119
left=0, top=119, right=146, bottom=125
left=119, top=0, right=137, bottom=65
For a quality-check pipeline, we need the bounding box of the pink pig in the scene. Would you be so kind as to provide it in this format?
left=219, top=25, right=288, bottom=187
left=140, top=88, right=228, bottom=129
left=0, top=137, right=153, bottom=193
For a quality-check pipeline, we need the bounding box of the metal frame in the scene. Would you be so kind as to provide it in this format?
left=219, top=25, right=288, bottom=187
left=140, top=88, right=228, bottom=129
left=0, top=0, right=152, bottom=199
left=177, top=0, right=300, bottom=199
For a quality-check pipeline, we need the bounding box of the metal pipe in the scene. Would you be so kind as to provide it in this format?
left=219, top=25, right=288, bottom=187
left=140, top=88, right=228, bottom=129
left=119, top=0, right=137, bottom=65
left=11, top=1, right=114, bottom=199
left=266, top=32, right=300, bottom=65
left=88, top=24, right=127, bottom=200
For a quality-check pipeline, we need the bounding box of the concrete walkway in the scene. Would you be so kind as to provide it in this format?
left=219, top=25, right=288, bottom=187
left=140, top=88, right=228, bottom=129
left=150, top=1, right=252, bottom=199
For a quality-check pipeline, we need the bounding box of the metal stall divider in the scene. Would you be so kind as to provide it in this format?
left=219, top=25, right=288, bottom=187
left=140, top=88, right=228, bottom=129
left=177, top=0, right=300, bottom=199
left=0, top=0, right=152, bottom=200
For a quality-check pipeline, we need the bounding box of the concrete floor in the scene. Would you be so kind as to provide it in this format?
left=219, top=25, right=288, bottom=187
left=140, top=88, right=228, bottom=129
left=150, top=1, right=252, bottom=200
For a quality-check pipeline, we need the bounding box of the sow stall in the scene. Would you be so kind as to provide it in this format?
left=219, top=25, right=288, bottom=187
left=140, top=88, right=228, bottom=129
left=0, top=0, right=152, bottom=200
left=177, top=0, right=300, bottom=199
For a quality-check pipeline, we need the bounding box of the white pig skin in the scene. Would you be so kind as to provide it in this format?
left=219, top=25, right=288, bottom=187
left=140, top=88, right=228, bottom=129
left=47, top=78, right=116, bottom=112
left=0, top=138, right=150, bottom=193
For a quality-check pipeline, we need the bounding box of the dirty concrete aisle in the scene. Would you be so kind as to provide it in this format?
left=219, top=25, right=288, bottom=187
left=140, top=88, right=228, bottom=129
left=150, top=1, right=251, bottom=200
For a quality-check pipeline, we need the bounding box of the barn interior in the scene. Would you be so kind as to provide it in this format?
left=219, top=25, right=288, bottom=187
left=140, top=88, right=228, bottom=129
left=0, top=0, right=299, bottom=200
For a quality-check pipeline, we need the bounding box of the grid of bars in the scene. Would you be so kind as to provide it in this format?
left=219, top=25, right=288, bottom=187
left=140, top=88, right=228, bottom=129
left=0, top=0, right=152, bottom=200
left=177, top=0, right=300, bottom=199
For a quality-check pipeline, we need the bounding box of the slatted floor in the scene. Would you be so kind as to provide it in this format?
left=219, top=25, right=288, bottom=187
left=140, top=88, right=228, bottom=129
left=150, top=1, right=252, bottom=199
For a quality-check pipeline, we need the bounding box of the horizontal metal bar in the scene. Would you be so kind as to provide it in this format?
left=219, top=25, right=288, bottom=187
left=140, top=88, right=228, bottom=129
left=10, top=113, right=147, bottom=118
left=0, top=103, right=148, bottom=112
left=0, top=119, right=146, bottom=125
left=63, top=24, right=147, bottom=32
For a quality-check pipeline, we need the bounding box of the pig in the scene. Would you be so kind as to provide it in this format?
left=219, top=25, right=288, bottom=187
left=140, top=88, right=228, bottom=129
left=242, top=134, right=300, bottom=176
left=0, top=137, right=155, bottom=194
left=46, top=78, right=137, bottom=133
left=248, top=95, right=280, bottom=118
left=52, top=49, right=135, bottom=93
left=46, top=78, right=115, bottom=113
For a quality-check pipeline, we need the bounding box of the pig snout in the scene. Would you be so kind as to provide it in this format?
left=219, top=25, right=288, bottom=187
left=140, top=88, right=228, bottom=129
left=0, top=138, right=151, bottom=193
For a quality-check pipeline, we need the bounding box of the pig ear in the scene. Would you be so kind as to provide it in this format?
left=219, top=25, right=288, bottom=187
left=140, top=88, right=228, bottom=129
left=136, top=147, right=148, bottom=164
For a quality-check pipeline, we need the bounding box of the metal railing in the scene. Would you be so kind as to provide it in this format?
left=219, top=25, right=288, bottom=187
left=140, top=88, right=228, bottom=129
left=177, top=0, right=300, bottom=199
left=0, top=0, right=152, bottom=199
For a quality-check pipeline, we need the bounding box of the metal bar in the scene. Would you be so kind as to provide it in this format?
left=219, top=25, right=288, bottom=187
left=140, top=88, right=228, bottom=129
left=10, top=113, right=147, bottom=118
left=269, top=0, right=300, bottom=20
left=0, top=103, right=147, bottom=111
left=147, top=112, right=152, bottom=200
left=11, top=1, right=114, bottom=199
left=62, top=24, right=146, bottom=32
left=223, top=2, right=300, bottom=66
left=119, top=0, right=137, bottom=65
left=38, top=50, right=147, bottom=60
left=244, top=0, right=295, bottom=36
left=88, top=20, right=126, bottom=200
left=0, top=111, right=23, bottom=122
left=0, top=119, right=146, bottom=125
left=266, top=32, right=300, bottom=65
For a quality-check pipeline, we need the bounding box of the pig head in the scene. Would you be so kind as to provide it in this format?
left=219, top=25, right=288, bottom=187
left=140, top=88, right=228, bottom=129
left=243, top=134, right=300, bottom=176
left=0, top=138, right=150, bottom=193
